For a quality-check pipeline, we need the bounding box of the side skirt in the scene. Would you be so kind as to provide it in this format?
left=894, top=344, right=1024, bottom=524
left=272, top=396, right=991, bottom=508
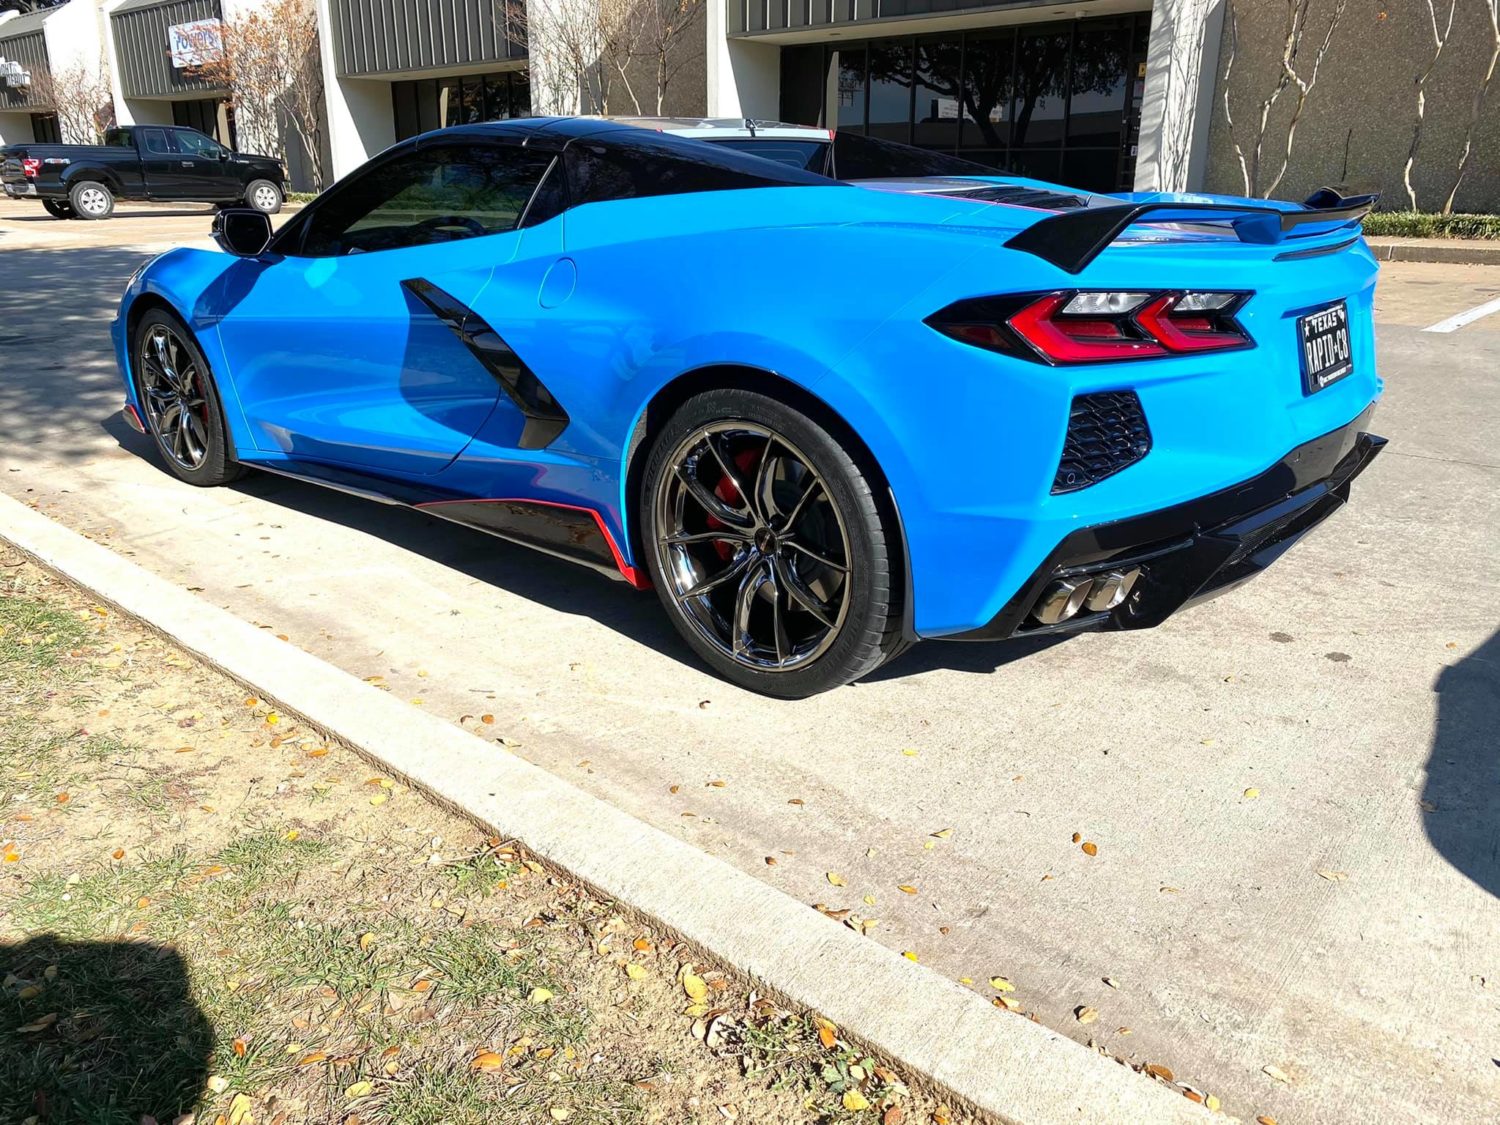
left=246, top=460, right=648, bottom=588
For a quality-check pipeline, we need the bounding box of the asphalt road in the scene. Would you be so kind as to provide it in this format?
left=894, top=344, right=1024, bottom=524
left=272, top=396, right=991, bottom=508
left=2, top=200, right=1497, bottom=1123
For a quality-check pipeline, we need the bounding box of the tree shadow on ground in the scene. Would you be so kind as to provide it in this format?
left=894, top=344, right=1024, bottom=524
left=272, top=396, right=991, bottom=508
left=0, top=936, right=212, bottom=1124
left=1423, top=627, right=1500, bottom=900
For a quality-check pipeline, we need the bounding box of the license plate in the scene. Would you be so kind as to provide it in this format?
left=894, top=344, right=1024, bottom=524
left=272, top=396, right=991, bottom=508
left=1298, top=300, right=1353, bottom=394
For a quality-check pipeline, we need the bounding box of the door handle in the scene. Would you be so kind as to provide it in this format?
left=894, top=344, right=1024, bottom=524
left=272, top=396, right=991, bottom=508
left=181, top=161, right=194, bottom=167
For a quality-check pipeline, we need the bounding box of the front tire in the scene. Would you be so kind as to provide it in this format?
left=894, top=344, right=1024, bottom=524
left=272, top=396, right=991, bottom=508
left=132, top=309, right=244, bottom=487
left=42, top=199, right=73, bottom=219
left=244, top=179, right=282, bottom=215
left=640, top=388, right=901, bottom=698
left=68, top=180, right=114, bottom=220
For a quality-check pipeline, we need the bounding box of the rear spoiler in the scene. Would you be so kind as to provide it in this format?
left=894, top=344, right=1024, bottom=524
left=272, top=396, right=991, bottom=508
left=1004, top=189, right=1378, bottom=275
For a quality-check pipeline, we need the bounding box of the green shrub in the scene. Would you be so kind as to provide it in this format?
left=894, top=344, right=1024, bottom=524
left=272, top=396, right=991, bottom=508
left=1362, top=211, right=1500, bottom=240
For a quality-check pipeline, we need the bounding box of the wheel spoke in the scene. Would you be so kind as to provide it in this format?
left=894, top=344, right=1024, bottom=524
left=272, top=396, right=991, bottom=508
left=704, top=433, right=754, bottom=520
left=782, top=476, right=824, bottom=532
left=775, top=555, right=837, bottom=629
left=767, top=566, right=789, bottom=667
left=676, top=462, right=753, bottom=530
left=750, top=434, right=778, bottom=523
left=677, top=551, right=754, bottom=601
left=784, top=539, right=849, bottom=573
left=184, top=413, right=208, bottom=464
left=731, top=559, right=768, bottom=657
left=664, top=529, right=751, bottom=546
left=151, top=332, right=179, bottom=388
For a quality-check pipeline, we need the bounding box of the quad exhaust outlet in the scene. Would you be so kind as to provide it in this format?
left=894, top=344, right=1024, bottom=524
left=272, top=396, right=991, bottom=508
left=1032, top=568, right=1141, bottom=626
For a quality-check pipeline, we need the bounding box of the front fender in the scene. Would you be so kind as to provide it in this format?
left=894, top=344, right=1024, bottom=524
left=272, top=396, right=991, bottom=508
left=116, top=247, right=258, bottom=453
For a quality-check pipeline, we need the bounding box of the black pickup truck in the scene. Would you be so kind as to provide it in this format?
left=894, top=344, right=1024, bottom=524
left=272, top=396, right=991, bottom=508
left=1, top=124, right=285, bottom=220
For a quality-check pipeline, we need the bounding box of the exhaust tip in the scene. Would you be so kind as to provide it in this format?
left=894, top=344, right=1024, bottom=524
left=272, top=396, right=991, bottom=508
left=1032, top=577, right=1093, bottom=626
left=1084, top=568, right=1140, bottom=613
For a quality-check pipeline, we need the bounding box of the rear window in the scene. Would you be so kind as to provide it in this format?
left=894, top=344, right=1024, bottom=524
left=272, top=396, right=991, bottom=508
left=831, top=133, right=998, bottom=180
left=564, top=132, right=832, bottom=207
left=703, top=138, right=828, bottom=173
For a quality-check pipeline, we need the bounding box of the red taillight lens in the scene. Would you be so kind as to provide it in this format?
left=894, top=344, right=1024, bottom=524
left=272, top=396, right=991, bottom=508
left=1008, top=293, right=1167, bottom=362
left=927, top=290, right=1252, bottom=365
left=21, top=158, right=40, bottom=179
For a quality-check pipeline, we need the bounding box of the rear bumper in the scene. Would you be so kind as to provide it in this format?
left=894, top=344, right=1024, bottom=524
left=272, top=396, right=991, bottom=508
left=3, top=181, right=37, bottom=197
left=949, top=405, right=1385, bottom=641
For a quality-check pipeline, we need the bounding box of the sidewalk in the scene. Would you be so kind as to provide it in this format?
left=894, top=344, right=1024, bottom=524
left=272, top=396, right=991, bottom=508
left=1364, top=235, right=1500, bottom=264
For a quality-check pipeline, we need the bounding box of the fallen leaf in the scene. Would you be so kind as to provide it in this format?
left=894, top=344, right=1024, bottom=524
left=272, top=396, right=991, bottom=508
left=206, top=1076, right=230, bottom=1094
left=706, top=780, right=726, bottom=788
left=1257, top=1117, right=1279, bottom=1125
left=632, top=938, right=653, bottom=952
left=682, top=974, right=709, bottom=1002
left=17, top=1012, right=58, bottom=1033
left=1103, top=977, right=1120, bottom=989
left=1145, top=1063, right=1174, bottom=1081
left=842, top=1089, right=871, bottom=1112
left=764, top=856, right=777, bottom=866
left=1243, top=787, right=1260, bottom=799
left=344, top=1081, right=373, bottom=1098
left=1206, top=1094, right=1221, bottom=1111
left=989, top=976, right=1014, bottom=992
left=358, top=933, right=375, bottom=952
left=471, top=1050, right=504, bottom=1072
left=930, top=828, right=953, bottom=839
left=369, top=794, right=387, bottom=807
left=826, top=872, right=847, bottom=887
left=816, top=1020, right=837, bottom=1048
left=1316, top=870, right=1348, bottom=882
left=55, top=793, right=69, bottom=805
left=1075, top=1006, right=1099, bottom=1024
left=897, top=884, right=917, bottom=895
left=1071, top=832, right=1081, bottom=843
left=227, top=1093, right=253, bottom=1125
left=901, top=748, right=918, bottom=757
left=1081, top=841, right=1098, bottom=856
left=296, top=1052, right=327, bottom=1067
left=233, top=1037, right=248, bottom=1058
left=549, top=1109, right=571, bottom=1122
left=1262, top=1064, right=1292, bottom=1084
left=902, top=950, right=919, bottom=962
left=625, top=963, right=647, bottom=981
left=528, top=987, right=554, bottom=1004
left=1419, top=799, right=1438, bottom=812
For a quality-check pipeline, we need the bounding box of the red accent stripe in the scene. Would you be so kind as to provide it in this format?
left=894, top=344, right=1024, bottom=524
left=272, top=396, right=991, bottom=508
left=416, top=497, right=651, bottom=589
left=124, top=403, right=146, bottom=434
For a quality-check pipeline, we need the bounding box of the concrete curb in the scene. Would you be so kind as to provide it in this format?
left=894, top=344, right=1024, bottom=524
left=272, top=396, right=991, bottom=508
left=0, top=492, right=1208, bottom=1125
left=1365, top=237, right=1500, bottom=265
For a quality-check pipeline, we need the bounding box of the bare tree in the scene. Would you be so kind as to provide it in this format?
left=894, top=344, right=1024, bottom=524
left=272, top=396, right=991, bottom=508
left=1222, top=0, right=1349, bottom=198
left=1444, top=0, right=1500, bottom=214
left=198, top=0, right=325, bottom=189
left=31, top=61, right=113, bottom=144
left=632, top=0, right=704, bottom=115
left=1405, top=0, right=1458, bottom=211
left=527, top=0, right=641, bottom=114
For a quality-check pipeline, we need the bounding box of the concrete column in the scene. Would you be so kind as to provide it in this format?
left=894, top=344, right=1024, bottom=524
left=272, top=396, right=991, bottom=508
left=0, top=110, right=35, bottom=146
left=706, top=2, right=779, bottom=119
left=312, top=0, right=395, bottom=181
left=1134, top=0, right=1224, bottom=194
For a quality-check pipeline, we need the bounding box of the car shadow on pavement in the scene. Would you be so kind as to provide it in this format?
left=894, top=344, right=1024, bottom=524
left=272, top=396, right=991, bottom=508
left=1422, top=627, right=1500, bottom=900
left=0, top=936, right=211, bottom=1122
left=228, top=469, right=697, bottom=666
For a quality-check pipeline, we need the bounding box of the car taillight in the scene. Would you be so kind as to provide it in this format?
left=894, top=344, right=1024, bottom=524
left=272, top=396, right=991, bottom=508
left=20, top=158, right=40, bottom=179
left=927, top=290, right=1252, bottom=365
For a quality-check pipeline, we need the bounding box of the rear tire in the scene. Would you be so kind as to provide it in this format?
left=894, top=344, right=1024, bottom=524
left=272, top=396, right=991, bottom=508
left=68, top=180, right=114, bottom=220
left=42, top=199, right=73, bottom=219
left=244, top=179, right=282, bottom=215
left=132, top=308, right=245, bottom=488
left=640, top=388, right=902, bottom=698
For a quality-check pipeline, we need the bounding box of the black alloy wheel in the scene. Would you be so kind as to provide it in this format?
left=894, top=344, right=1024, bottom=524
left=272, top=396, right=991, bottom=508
left=132, top=310, right=244, bottom=487
left=641, top=388, right=903, bottom=697
left=42, top=199, right=73, bottom=219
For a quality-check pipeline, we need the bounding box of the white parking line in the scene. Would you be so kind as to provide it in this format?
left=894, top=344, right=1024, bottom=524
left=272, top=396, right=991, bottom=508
left=1422, top=295, right=1500, bottom=333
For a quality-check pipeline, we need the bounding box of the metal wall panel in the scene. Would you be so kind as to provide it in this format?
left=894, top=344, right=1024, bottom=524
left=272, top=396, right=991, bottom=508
left=0, top=26, right=51, bottom=112
left=331, top=0, right=525, bottom=78
left=111, top=0, right=224, bottom=99
left=730, top=0, right=1061, bottom=36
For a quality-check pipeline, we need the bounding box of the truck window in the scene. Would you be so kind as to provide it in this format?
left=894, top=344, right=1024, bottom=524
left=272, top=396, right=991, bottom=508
left=105, top=128, right=133, bottom=148
left=138, top=128, right=170, bottom=155
left=172, top=130, right=223, bottom=158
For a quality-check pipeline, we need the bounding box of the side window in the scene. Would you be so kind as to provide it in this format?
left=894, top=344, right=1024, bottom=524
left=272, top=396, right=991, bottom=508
left=174, top=130, right=222, bottom=158
left=298, top=143, right=555, bottom=258
left=564, top=135, right=830, bottom=207
left=138, top=128, right=171, bottom=156
left=105, top=128, right=133, bottom=148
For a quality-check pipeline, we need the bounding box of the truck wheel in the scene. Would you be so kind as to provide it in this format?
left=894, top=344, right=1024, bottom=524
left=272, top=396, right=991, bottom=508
left=244, top=179, right=282, bottom=215
left=69, top=181, right=114, bottom=220
left=42, top=199, right=74, bottom=220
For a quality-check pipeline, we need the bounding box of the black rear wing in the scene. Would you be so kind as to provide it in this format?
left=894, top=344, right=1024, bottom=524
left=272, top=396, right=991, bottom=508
left=1004, top=189, right=1378, bottom=275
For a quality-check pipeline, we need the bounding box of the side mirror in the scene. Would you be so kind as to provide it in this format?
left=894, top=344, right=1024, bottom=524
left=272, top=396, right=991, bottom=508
left=217, top=147, right=231, bottom=161
left=212, top=208, right=272, bottom=257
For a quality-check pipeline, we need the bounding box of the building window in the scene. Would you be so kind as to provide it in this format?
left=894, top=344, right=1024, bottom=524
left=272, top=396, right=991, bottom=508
left=778, top=14, right=1147, bottom=192
left=30, top=113, right=61, bottom=144
left=391, top=71, right=532, bottom=143
left=172, top=98, right=237, bottom=148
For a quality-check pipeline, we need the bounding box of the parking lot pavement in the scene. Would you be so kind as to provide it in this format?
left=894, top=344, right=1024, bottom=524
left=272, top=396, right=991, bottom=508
left=0, top=196, right=293, bottom=251
left=0, top=223, right=1495, bottom=1123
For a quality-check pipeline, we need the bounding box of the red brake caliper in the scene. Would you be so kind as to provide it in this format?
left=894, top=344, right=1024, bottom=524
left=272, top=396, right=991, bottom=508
left=706, top=447, right=761, bottom=560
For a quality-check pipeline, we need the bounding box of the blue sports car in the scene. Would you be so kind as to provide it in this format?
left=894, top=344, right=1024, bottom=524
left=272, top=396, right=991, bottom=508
left=112, top=117, right=1385, bottom=697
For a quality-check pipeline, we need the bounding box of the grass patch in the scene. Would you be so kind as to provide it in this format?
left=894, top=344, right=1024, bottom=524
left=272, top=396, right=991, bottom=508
left=1363, top=211, right=1500, bottom=239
